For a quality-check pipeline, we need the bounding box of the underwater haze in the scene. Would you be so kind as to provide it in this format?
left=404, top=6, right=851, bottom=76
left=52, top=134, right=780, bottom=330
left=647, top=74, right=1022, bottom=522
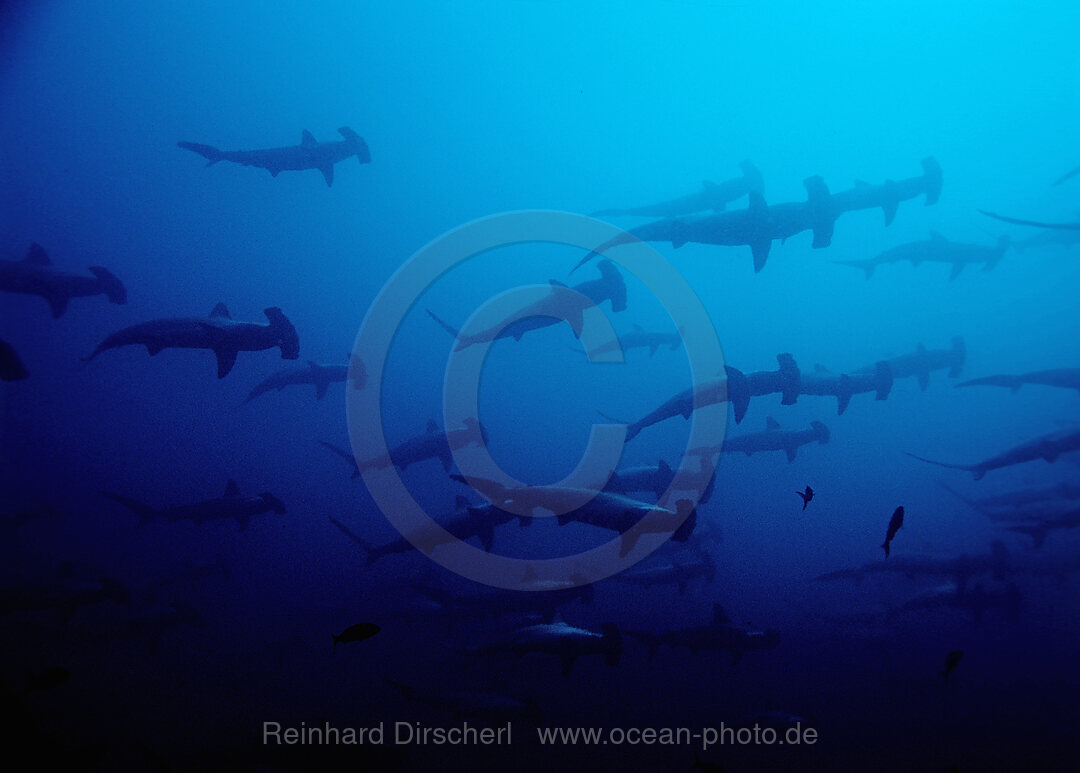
left=1, top=1, right=1079, bottom=770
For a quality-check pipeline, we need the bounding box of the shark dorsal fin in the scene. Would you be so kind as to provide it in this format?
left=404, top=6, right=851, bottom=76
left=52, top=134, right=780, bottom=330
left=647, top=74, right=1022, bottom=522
left=209, top=303, right=231, bottom=319
left=713, top=605, right=730, bottom=625
left=814, top=363, right=830, bottom=374
left=854, top=179, right=870, bottom=188
left=701, top=179, right=718, bottom=190
left=658, top=459, right=671, bottom=475
left=224, top=479, right=240, bottom=497
left=425, top=419, right=439, bottom=435
left=766, top=417, right=781, bottom=430
left=549, top=279, right=568, bottom=289
left=454, top=495, right=470, bottom=510
left=748, top=190, right=768, bottom=215
left=307, top=360, right=321, bottom=370
left=25, top=243, right=51, bottom=265
left=917, top=343, right=927, bottom=353
left=929, top=230, right=946, bottom=242
left=632, top=323, right=643, bottom=331
left=301, top=130, right=317, bottom=146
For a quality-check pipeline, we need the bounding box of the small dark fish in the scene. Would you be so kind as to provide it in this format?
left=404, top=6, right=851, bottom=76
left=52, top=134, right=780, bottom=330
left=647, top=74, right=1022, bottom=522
left=796, top=486, right=814, bottom=511
left=942, top=649, right=964, bottom=685
left=24, top=666, right=70, bottom=694
left=332, top=622, right=381, bottom=647
left=881, top=506, right=905, bottom=557
left=0, top=338, right=28, bottom=381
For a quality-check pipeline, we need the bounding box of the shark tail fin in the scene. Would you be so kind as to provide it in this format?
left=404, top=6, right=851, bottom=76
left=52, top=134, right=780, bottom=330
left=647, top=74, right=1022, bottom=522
left=724, top=365, right=751, bottom=423
left=88, top=266, right=127, bottom=305
left=101, top=491, right=156, bottom=527
left=327, top=516, right=377, bottom=565
left=811, top=421, right=830, bottom=444
left=601, top=623, right=622, bottom=666
left=177, top=141, right=225, bottom=166
left=921, top=157, right=943, bottom=205
left=874, top=360, right=894, bottom=400
left=672, top=501, right=696, bottom=542
left=987, top=236, right=1010, bottom=270
left=426, top=309, right=462, bottom=339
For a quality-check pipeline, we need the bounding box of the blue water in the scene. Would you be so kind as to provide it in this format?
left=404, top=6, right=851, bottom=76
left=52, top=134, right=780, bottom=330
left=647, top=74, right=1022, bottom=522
left=1, top=1, right=1078, bottom=770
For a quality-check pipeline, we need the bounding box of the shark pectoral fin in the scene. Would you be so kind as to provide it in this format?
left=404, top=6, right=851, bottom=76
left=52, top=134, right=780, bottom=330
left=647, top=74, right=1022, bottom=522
left=214, top=347, right=239, bottom=379
left=917, top=370, right=930, bottom=391
left=224, top=479, right=240, bottom=497
left=315, top=379, right=329, bottom=400
left=619, top=530, right=642, bottom=557
left=750, top=240, right=771, bottom=273
left=565, top=307, right=585, bottom=339
left=949, top=262, right=965, bottom=280
left=45, top=295, right=69, bottom=318
left=836, top=393, right=851, bottom=415
left=439, top=452, right=453, bottom=471
left=146, top=342, right=166, bottom=356
left=479, top=523, right=495, bottom=552
left=785, top=446, right=797, bottom=463
left=319, top=165, right=334, bottom=187
left=649, top=344, right=658, bottom=356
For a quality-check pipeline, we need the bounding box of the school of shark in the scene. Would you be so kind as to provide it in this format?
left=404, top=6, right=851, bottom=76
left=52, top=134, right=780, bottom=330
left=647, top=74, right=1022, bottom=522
left=1, top=4, right=1078, bottom=772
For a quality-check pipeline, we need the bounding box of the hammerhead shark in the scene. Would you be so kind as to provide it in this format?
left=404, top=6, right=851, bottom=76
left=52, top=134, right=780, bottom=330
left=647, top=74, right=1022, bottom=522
left=813, top=542, right=1013, bottom=590
left=0, top=338, right=27, bottom=381
left=84, top=303, right=300, bottom=378
left=178, top=127, right=370, bottom=187
left=692, top=417, right=830, bottom=463
left=857, top=337, right=965, bottom=390
left=627, top=604, right=780, bottom=664
left=243, top=358, right=365, bottom=403
left=979, top=210, right=1080, bottom=230
left=889, top=582, right=1022, bottom=625
left=956, top=368, right=1080, bottom=395
left=328, top=497, right=524, bottom=563
left=612, top=550, right=715, bottom=595
left=411, top=577, right=593, bottom=627
left=356, top=418, right=487, bottom=473
left=830, top=157, right=943, bottom=225
left=1011, top=228, right=1080, bottom=253
left=573, top=175, right=835, bottom=275
left=1005, top=507, right=1080, bottom=549
left=746, top=353, right=802, bottom=406
left=100, top=480, right=286, bottom=530
left=938, top=480, right=1080, bottom=514
left=835, top=233, right=1010, bottom=280
left=0, top=243, right=126, bottom=318
left=573, top=323, right=683, bottom=359
left=463, top=620, right=622, bottom=677
left=907, top=426, right=1080, bottom=480
left=590, top=160, right=764, bottom=218
left=799, top=361, right=893, bottom=415
left=428, top=260, right=627, bottom=351
left=610, top=364, right=751, bottom=442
